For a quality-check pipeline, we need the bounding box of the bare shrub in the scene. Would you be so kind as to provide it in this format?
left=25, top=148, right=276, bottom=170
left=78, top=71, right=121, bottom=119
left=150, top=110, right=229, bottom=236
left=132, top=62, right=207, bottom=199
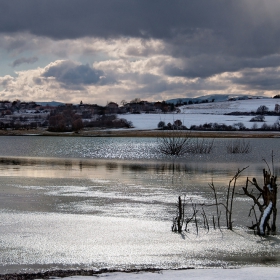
left=173, top=163, right=277, bottom=236
left=156, top=130, right=191, bottom=156
left=189, top=138, right=215, bottom=154
left=226, top=139, right=252, bottom=154
left=156, top=131, right=215, bottom=156
left=172, top=167, right=249, bottom=234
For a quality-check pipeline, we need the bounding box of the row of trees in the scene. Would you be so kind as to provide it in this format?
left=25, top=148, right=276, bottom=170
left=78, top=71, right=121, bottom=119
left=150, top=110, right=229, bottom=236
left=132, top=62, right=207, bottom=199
left=172, top=167, right=277, bottom=236
left=158, top=120, right=280, bottom=131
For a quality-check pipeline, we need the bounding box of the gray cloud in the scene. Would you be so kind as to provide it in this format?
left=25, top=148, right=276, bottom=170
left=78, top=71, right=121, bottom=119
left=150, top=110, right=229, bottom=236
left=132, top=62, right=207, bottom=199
left=12, top=56, right=38, bottom=67
left=229, top=68, right=280, bottom=90
left=42, top=61, right=116, bottom=89
left=1, top=1, right=280, bottom=76
left=33, top=77, right=42, bottom=85
left=164, top=54, right=280, bottom=78
left=0, top=1, right=279, bottom=55
left=1, top=1, right=280, bottom=101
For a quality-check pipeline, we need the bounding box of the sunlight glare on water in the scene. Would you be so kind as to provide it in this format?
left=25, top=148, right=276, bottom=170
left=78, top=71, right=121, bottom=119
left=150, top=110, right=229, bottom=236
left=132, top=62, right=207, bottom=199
left=0, top=137, right=280, bottom=273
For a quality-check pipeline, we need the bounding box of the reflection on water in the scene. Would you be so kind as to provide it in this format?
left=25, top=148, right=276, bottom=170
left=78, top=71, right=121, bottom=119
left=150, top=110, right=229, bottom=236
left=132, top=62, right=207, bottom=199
left=0, top=137, right=280, bottom=273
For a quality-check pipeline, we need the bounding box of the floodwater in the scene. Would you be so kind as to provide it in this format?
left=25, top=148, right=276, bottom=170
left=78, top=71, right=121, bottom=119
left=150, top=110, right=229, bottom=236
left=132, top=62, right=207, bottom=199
left=0, top=136, right=280, bottom=273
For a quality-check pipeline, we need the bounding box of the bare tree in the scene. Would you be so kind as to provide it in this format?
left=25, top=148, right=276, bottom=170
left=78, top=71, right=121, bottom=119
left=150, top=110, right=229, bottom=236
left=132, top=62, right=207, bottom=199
left=256, top=105, right=269, bottom=115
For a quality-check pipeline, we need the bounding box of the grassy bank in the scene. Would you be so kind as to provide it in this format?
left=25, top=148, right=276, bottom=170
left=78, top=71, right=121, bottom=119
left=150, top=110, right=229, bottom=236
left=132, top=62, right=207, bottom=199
left=0, top=128, right=279, bottom=138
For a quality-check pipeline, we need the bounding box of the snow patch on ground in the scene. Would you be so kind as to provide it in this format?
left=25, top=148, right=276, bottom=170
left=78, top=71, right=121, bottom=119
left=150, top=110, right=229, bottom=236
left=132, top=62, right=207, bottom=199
left=119, top=113, right=279, bottom=130
left=37, top=267, right=280, bottom=280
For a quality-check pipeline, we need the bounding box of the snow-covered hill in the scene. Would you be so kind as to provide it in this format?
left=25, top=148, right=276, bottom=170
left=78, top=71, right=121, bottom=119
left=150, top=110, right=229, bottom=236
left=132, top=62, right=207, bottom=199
left=119, top=98, right=280, bottom=130
left=180, top=98, right=279, bottom=115
left=166, top=94, right=269, bottom=105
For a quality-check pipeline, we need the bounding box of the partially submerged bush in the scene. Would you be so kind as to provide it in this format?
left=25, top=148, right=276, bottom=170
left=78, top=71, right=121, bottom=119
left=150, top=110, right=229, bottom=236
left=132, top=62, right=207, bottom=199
left=156, top=130, right=191, bottom=156
left=173, top=165, right=278, bottom=236
left=156, top=130, right=215, bottom=156
left=226, top=139, right=252, bottom=154
left=189, top=138, right=215, bottom=154
left=172, top=167, right=249, bottom=234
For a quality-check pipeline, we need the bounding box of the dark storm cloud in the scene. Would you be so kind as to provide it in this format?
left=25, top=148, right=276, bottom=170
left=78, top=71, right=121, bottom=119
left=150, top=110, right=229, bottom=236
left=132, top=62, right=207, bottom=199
left=42, top=61, right=115, bottom=88
left=12, top=56, right=38, bottom=67
left=230, top=68, right=280, bottom=90
left=1, top=1, right=280, bottom=56
left=0, top=0, right=230, bottom=39
left=1, top=0, right=280, bottom=91
left=164, top=54, right=280, bottom=78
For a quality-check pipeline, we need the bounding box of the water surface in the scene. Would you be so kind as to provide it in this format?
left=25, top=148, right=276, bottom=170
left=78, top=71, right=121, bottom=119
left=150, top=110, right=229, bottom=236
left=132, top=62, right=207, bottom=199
left=0, top=136, right=279, bottom=273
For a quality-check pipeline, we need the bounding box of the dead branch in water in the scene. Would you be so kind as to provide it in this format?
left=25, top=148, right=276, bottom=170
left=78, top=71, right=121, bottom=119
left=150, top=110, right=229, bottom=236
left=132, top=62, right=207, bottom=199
left=243, top=166, right=277, bottom=236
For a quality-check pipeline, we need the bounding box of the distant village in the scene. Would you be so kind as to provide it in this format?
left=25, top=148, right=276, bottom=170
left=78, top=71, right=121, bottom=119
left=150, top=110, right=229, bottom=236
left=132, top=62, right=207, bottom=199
left=1, top=97, right=280, bottom=132
left=0, top=99, right=176, bottom=132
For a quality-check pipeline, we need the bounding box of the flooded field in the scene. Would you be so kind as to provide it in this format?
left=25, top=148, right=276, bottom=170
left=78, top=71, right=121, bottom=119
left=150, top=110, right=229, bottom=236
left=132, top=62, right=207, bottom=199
left=0, top=136, right=280, bottom=273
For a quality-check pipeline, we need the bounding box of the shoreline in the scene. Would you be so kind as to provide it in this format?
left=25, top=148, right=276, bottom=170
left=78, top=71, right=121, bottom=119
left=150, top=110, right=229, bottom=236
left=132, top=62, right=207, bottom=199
left=0, top=128, right=279, bottom=138
left=0, top=267, right=188, bottom=280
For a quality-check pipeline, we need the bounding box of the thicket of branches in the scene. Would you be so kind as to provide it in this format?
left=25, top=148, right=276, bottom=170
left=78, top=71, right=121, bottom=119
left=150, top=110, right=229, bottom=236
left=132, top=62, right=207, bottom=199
left=226, top=139, right=252, bottom=154
left=155, top=131, right=191, bottom=156
left=155, top=130, right=215, bottom=156
left=172, top=162, right=278, bottom=236
left=156, top=130, right=254, bottom=157
left=244, top=159, right=278, bottom=235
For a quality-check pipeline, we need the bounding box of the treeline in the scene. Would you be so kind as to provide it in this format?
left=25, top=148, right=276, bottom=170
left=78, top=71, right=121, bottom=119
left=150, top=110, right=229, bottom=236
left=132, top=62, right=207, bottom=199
left=48, top=108, right=133, bottom=132
left=189, top=122, right=280, bottom=131
left=158, top=120, right=280, bottom=131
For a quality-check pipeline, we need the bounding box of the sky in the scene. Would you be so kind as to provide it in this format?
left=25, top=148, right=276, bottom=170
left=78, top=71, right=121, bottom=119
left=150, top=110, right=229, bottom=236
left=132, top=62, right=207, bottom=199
left=1, top=1, right=280, bottom=105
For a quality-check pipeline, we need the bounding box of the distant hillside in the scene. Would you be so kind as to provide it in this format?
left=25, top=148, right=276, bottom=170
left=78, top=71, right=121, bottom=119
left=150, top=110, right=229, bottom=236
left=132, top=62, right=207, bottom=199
left=166, top=94, right=269, bottom=105
left=37, top=101, right=64, bottom=107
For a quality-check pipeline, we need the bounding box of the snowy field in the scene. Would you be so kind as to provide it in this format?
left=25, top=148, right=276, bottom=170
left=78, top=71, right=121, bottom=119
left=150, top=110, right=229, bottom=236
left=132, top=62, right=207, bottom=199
left=180, top=98, right=280, bottom=115
left=118, top=98, right=280, bottom=130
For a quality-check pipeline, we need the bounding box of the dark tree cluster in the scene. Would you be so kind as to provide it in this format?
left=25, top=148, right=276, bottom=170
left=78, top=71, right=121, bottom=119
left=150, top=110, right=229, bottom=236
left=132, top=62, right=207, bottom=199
left=83, top=115, right=133, bottom=129
left=190, top=122, right=280, bottom=131
left=190, top=122, right=238, bottom=131
left=249, top=115, right=265, bottom=122
left=48, top=108, right=83, bottom=132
